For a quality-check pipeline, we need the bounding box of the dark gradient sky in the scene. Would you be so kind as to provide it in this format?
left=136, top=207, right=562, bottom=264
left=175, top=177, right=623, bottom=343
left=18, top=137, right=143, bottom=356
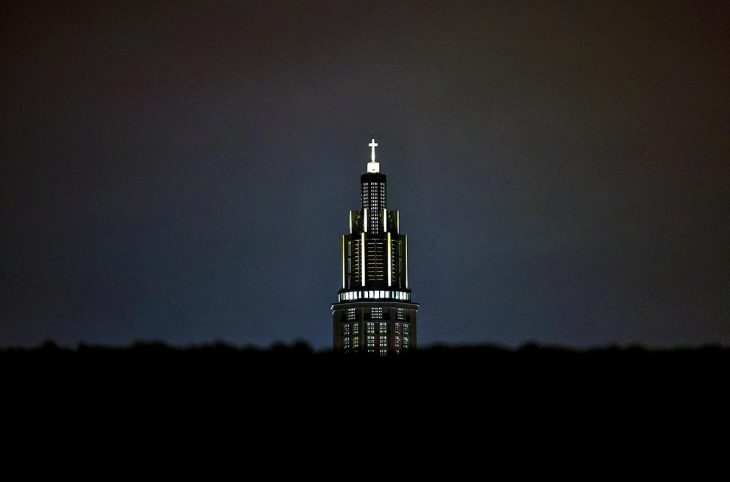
left=2, top=1, right=728, bottom=348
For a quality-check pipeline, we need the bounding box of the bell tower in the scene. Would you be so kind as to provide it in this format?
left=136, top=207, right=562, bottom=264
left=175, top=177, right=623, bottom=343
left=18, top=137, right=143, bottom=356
left=331, top=139, right=418, bottom=355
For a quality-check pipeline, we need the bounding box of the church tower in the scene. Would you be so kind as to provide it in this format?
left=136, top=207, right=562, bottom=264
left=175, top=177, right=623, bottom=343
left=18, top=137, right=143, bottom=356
left=332, top=139, right=418, bottom=354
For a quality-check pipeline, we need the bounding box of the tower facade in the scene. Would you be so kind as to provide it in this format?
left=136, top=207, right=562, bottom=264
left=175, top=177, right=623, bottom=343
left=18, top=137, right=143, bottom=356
left=332, top=139, right=418, bottom=354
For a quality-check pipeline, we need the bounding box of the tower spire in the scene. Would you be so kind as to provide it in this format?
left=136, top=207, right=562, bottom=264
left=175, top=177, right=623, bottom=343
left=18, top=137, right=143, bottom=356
left=369, top=138, right=378, bottom=162
left=367, top=138, right=380, bottom=173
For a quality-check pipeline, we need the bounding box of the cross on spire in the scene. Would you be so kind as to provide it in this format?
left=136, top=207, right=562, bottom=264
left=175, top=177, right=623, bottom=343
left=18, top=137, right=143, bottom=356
left=368, top=138, right=379, bottom=162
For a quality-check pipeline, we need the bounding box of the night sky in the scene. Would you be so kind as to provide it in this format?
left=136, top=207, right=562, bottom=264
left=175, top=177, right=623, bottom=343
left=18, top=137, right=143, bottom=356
left=2, top=1, right=728, bottom=348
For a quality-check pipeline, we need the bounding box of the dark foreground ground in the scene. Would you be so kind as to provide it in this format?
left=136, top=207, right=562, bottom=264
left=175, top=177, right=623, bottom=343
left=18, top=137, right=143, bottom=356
left=3, top=342, right=728, bottom=439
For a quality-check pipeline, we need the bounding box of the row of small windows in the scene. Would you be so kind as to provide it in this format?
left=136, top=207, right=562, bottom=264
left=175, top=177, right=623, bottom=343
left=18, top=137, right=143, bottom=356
left=345, top=336, right=393, bottom=344
left=342, top=332, right=411, bottom=354
left=348, top=349, right=394, bottom=356
left=341, top=322, right=409, bottom=337
left=345, top=307, right=408, bottom=324
left=342, top=310, right=408, bottom=324
left=345, top=323, right=393, bottom=336
left=363, top=322, right=388, bottom=333
left=394, top=321, right=409, bottom=335
left=339, top=290, right=411, bottom=302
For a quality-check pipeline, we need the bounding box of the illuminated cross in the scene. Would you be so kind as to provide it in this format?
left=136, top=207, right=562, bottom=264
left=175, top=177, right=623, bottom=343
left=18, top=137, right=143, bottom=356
left=369, top=138, right=379, bottom=162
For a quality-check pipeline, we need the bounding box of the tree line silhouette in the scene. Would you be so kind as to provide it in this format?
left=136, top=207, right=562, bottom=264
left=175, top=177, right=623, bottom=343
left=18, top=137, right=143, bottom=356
left=3, top=341, right=727, bottom=434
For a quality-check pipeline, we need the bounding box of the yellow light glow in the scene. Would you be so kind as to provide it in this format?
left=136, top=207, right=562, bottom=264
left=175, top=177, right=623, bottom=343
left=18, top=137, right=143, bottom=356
left=387, top=232, right=392, bottom=286
left=361, top=232, right=365, bottom=286
left=405, top=235, right=408, bottom=289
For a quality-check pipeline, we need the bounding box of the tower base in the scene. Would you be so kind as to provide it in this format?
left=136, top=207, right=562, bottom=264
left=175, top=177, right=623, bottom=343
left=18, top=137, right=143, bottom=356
left=332, top=301, right=418, bottom=355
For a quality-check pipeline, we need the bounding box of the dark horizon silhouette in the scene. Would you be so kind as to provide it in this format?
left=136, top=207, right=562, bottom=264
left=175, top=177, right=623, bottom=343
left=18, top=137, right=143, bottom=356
left=5, top=342, right=729, bottom=433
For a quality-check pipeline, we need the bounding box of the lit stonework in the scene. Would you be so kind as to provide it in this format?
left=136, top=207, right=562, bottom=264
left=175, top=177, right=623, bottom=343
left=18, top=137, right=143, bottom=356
left=332, top=139, right=419, bottom=354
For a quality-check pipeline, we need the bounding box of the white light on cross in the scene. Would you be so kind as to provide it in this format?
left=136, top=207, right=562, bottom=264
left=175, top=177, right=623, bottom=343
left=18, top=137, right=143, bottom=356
left=368, top=138, right=379, bottom=162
